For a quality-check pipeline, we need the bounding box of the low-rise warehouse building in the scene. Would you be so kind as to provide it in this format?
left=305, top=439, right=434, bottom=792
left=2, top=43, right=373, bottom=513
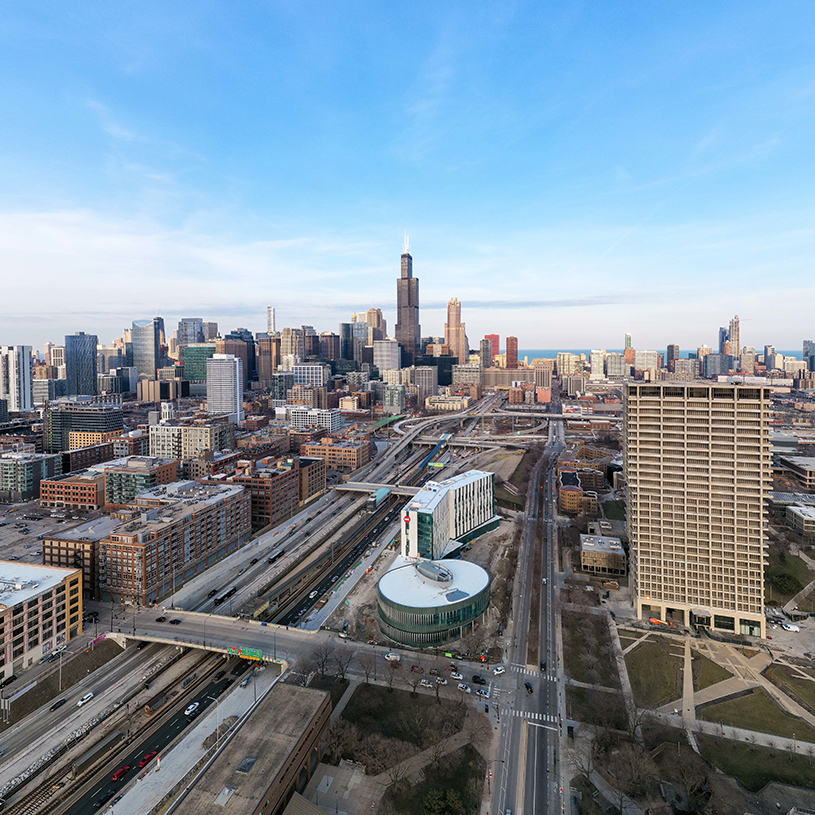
left=580, top=534, right=627, bottom=575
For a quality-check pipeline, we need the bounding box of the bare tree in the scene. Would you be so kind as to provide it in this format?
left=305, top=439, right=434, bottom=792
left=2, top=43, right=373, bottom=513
left=312, top=641, right=336, bottom=675
left=358, top=651, right=376, bottom=683
left=334, top=648, right=356, bottom=680
left=565, top=741, right=594, bottom=784
left=462, top=625, right=486, bottom=660
left=601, top=742, right=658, bottom=813
left=464, top=710, right=491, bottom=746
left=380, top=740, right=413, bottom=790
left=403, top=668, right=423, bottom=697
left=326, top=719, right=356, bottom=764
left=666, top=744, right=708, bottom=814
left=385, top=660, right=398, bottom=691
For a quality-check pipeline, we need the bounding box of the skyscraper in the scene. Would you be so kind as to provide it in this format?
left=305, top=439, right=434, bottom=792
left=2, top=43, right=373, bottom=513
left=506, top=336, right=518, bottom=370
left=267, top=307, right=276, bottom=335
left=666, top=344, right=680, bottom=370
left=65, top=332, right=98, bottom=395
left=319, top=332, right=340, bottom=361
left=207, top=355, right=244, bottom=422
left=257, top=336, right=281, bottom=383
left=729, top=315, right=740, bottom=356
left=444, top=298, right=468, bottom=363
left=132, top=320, right=161, bottom=380
left=365, top=308, right=387, bottom=342
left=373, top=339, right=402, bottom=372
left=624, top=381, right=769, bottom=637
left=280, top=328, right=305, bottom=360
left=718, top=326, right=730, bottom=355
left=177, top=318, right=204, bottom=347
left=624, top=333, right=632, bottom=350
left=0, top=346, right=33, bottom=411
left=395, top=234, right=420, bottom=364
left=479, top=338, right=492, bottom=369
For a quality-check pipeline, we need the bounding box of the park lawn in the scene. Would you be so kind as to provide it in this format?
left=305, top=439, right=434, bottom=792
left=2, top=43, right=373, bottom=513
left=691, top=651, right=732, bottom=692
left=698, top=687, right=815, bottom=743
left=562, top=610, right=620, bottom=688
left=603, top=500, right=626, bottom=520
left=625, top=637, right=682, bottom=709
left=308, top=674, right=349, bottom=708
left=766, top=550, right=815, bottom=605
left=341, top=683, right=465, bottom=745
left=384, top=745, right=482, bottom=815
left=567, top=686, right=627, bottom=730
left=765, top=664, right=815, bottom=716
left=697, top=734, right=815, bottom=792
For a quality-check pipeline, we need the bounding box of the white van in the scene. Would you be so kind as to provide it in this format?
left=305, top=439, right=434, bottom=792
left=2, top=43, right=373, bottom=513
left=77, top=692, right=94, bottom=707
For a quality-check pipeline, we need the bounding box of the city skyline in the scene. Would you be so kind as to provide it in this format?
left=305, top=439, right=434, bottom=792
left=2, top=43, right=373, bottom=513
left=2, top=4, right=814, bottom=348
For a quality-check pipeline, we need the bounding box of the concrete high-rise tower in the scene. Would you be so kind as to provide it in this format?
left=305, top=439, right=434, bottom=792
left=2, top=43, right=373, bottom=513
left=444, top=298, right=468, bottom=363
left=729, top=315, right=740, bottom=356
left=479, top=338, right=492, bottom=369
left=395, top=233, right=420, bottom=365
left=0, top=346, right=33, bottom=411
left=624, top=381, right=769, bottom=637
left=506, top=336, right=518, bottom=370
left=267, top=307, right=276, bottom=335
left=207, top=354, right=244, bottom=422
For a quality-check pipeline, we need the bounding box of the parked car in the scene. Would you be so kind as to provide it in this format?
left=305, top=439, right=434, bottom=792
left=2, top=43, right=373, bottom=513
left=457, top=683, right=472, bottom=693
left=384, top=653, right=401, bottom=663
left=1, top=674, right=18, bottom=688
left=451, top=671, right=463, bottom=680
left=783, top=623, right=800, bottom=632
left=420, top=678, right=433, bottom=688
left=492, top=665, right=505, bottom=676
left=471, top=675, right=486, bottom=685
left=476, top=688, right=490, bottom=699
left=435, top=676, right=448, bottom=685
left=93, top=789, right=116, bottom=808
left=169, top=619, right=182, bottom=625
left=155, top=616, right=167, bottom=623
left=428, top=667, right=440, bottom=676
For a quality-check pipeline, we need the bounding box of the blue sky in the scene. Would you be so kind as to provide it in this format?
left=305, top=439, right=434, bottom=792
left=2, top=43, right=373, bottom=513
left=1, top=2, right=814, bottom=353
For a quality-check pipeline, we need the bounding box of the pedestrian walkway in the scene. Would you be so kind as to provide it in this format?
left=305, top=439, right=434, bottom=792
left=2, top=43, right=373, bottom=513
left=330, top=678, right=360, bottom=721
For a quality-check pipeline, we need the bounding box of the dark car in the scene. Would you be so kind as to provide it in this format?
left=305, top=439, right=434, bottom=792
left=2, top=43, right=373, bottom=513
left=137, top=641, right=148, bottom=649
left=524, top=682, right=533, bottom=694
left=112, top=765, right=131, bottom=782
left=1, top=675, right=17, bottom=688
left=207, top=589, right=218, bottom=598
left=215, top=670, right=226, bottom=681
left=471, top=675, right=486, bottom=685
left=94, top=789, right=116, bottom=808
left=250, top=558, right=258, bottom=565
left=540, top=661, right=546, bottom=672
left=138, top=750, right=158, bottom=768
left=169, top=619, right=182, bottom=625
left=155, top=616, right=167, bottom=623
left=50, top=698, right=67, bottom=711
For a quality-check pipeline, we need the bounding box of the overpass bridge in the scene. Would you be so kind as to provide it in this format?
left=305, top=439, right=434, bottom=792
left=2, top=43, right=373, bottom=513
left=335, top=482, right=420, bottom=496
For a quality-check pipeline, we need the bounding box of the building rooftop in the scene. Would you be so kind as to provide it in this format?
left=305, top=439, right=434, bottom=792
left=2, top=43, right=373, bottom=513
left=407, top=470, right=491, bottom=515
left=781, top=456, right=815, bottom=471
left=378, top=556, right=490, bottom=608
left=49, top=516, right=122, bottom=542
left=771, top=492, right=815, bottom=505
left=92, top=455, right=177, bottom=472
left=175, top=683, right=329, bottom=815
left=580, top=534, right=624, bottom=553
left=0, top=561, right=79, bottom=610
left=787, top=505, right=815, bottom=520
left=43, top=469, right=105, bottom=484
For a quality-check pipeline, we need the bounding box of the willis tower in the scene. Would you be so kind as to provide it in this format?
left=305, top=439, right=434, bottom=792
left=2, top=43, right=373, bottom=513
left=395, top=233, right=421, bottom=365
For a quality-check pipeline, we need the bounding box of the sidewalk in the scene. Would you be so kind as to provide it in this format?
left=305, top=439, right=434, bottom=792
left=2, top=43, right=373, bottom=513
left=110, top=665, right=283, bottom=815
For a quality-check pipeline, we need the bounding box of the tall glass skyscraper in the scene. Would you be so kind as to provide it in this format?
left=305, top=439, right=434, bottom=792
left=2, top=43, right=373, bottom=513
left=132, top=320, right=161, bottom=380
left=395, top=234, right=420, bottom=365
left=65, top=332, right=98, bottom=396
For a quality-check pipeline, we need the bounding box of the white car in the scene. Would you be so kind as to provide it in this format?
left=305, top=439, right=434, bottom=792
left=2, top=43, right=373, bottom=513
left=184, top=702, right=200, bottom=717
left=384, top=653, right=401, bottom=663
left=435, top=676, right=448, bottom=685
left=451, top=671, right=463, bottom=680
left=309, top=591, right=318, bottom=599
left=492, top=665, right=505, bottom=676
left=783, top=623, right=800, bottom=632
left=476, top=688, right=491, bottom=699
left=420, top=678, right=433, bottom=688
left=77, top=692, right=94, bottom=707
left=457, top=682, right=472, bottom=693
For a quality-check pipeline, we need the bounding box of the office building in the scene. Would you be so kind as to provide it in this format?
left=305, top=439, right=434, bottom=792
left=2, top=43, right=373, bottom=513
left=131, top=319, right=162, bottom=381
left=373, top=339, right=401, bottom=372
left=98, top=481, right=251, bottom=605
left=40, top=469, right=107, bottom=510
left=666, top=344, right=680, bottom=370
left=0, top=562, right=83, bottom=681
left=292, top=363, right=330, bottom=387
left=0, top=452, right=62, bottom=501
left=505, top=336, right=518, bottom=370
left=633, top=350, right=660, bottom=371
left=605, top=353, right=628, bottom=380
left=202, top=321, right=218, bottom=341
left=580, top=534, right=626, bottom=576
left=484, top=334, right=499, bottom=360
left=704, top=353, right=733, bottom=378
left=270, top=371, right=295, bottom=400
left=147, top=421, right=234, bottom=461
left=413, top=366, right=438, bottom=403
left=64, top=332, right=98, bottom=396
left=207, top=355, right=244, bottom=422
left=43, top=397, right=125, bottom=454
left=624, top=382, right=770, bottom=637
left=275, top=406, right=342, bottom=432
left=452, top=364, right=482, bottom=386
left=301, top=436, right=371, bottom=470
left=444, top=298, right=468, bottom=363
left=280, top=327, right=305, bottom=361
left=215, top=337, right=250, bottom=389
left=395, top=234, right=421, bottom=364
left=479, top=338, right=492, bottom=369
left=589, top=350, right=606, bottom=380
left=181, top=343, right=216, bottom=382
left=257, top=336, right=281, bottom=384
left=0, top=345, right=33, bottom=412
left=266, top=306, right=276, bottom=335
left=318, top=332, right=340, bottom=361
left=400, top=470, right=497, bottom=560
left=176, top=318, right=204, bottom=347
left=625, top=333, right=632, bottom=349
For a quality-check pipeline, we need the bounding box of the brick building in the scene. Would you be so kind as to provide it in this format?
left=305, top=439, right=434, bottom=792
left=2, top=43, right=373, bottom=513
left=40, top=469, right=106, bottom=510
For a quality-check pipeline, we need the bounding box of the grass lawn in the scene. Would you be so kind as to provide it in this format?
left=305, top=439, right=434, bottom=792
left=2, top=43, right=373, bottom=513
left=384, top=745, right=482, bottom=815
left=692, top=651, right=732, bottom=692
left=765, top=549, right=815, bottom=605
left=698, top=687, right=815, bottom=742
left=308, top=673, right=349, bottom=708
left=508, top=448, right=542, bottom=494
left=603, top=500, right=626, bottom=521
left=625, top=637, right=682, bottom=708
left=765, top=664, right=815, bottom=716
left=562, top=610, right=620, bottom=688
left=341, top=683, right=465, bottom=745
left=697, top=733, right=815, bottom=792
left=567, top=686, right=626, bottom=730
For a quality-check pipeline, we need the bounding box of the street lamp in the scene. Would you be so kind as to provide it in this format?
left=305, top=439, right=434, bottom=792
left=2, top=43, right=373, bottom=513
left=207, top=694, right=220, bottom=749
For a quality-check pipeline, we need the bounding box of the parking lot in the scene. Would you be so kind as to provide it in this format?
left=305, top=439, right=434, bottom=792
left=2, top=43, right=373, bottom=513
left=0, top=501, right=101, bottom=565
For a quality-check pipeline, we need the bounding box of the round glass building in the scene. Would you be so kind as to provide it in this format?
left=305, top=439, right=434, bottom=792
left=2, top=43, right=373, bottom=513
left=377, top=558, right=491, bottom=647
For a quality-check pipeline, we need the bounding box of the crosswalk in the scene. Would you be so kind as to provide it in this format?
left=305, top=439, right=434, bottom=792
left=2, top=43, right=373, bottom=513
left=509, top=664, right=558, bottom=681
left=510, top=710, right=559, bottom=722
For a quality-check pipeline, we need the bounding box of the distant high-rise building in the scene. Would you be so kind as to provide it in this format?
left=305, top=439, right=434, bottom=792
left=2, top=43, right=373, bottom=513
left=666, top=344, right=680, bottom=370
left=373, top=339, right=401, bottom=372
left=605, top=353, right=628, bottom=379
left=804, top=340, right=815, bottom=371
left=365, top=308, right=387, bottom=342
left=479, top=338, right=492, bottom=369
left=339, top=324, right=353, bottom=361
left=718, top=326, right=730, bottom=355
left=589, top=350, right=606, bottom=380
left=729, top=315, right=740, bottom=356
left=319, top=332, right=340, bottom=361
left=624, top=381, right=769, bottom=638
left=704, top=353, right=733, bottom=378
left=177, top=318, right=204, bottom=347
left=202, top=322, right=219, bottom=341
left=65, top=332, right=98, bottom=396
left=624, top=333, right=632, bottom=350
left=506, top=336, right=518, bottom=370
left=764, top=345, right=776, bottom=360
left=697, top=345, right=712, bottom=361
left=280, top=328, right=305, bottom=360
left=257, top=336, right=281, bottom=383
left=207, top=355, right=244, bottom=422
left=0, top=346, right=33, bottom=411
left=395, top=234, right=421, bottom=365
left=350, top=320, right=370, bottom=364
left=444, top=298, right=468, bottom=364
left=181, top=343, right=216, bottom=381
left=216, top=337, right=250, bottom=389
left=267, top=307, right=276, bottom=335
left=484, top=334, right=499, bottom=359
left=223, top=329, right=256, bottom=382
left=132, top=320, right=161, bottom=380
left=413, top=366, right=438, bottom=402
left=50, top=345, right=66, bottom=371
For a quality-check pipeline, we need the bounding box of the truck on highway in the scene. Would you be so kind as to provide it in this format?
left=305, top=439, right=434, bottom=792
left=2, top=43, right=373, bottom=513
left=366, top=488, right=391, bottom=512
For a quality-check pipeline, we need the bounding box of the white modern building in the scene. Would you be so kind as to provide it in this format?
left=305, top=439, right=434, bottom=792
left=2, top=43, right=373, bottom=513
left=0, top=345, right=33, bottom=412
left=292, top=363, right=330, bottom=387
left=373, top=339, right=401, bottom=372
left=206, top=354, right=244, bottom=423
left=274, top=405, right=342, bottom=432
left=401, top=469, right=498, bottom=560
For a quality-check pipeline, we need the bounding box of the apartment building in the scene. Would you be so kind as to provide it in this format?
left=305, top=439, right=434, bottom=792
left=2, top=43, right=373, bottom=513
left=40, top=469, right=106, bottom=510
left=0, top=562, right=82, bottom=680
left=301, top=435, right=371, bottom=470
left=99, top=456, right=180, bottom=508
left=624, top=382, right=770, bottom=637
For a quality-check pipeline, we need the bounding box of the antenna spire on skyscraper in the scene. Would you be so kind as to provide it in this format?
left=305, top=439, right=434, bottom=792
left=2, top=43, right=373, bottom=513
left=403, top=230, right=410, bottom=255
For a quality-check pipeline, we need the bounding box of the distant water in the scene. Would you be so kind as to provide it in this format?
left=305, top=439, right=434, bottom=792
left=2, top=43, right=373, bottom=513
left=519, top=349, right=804, bottom=360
